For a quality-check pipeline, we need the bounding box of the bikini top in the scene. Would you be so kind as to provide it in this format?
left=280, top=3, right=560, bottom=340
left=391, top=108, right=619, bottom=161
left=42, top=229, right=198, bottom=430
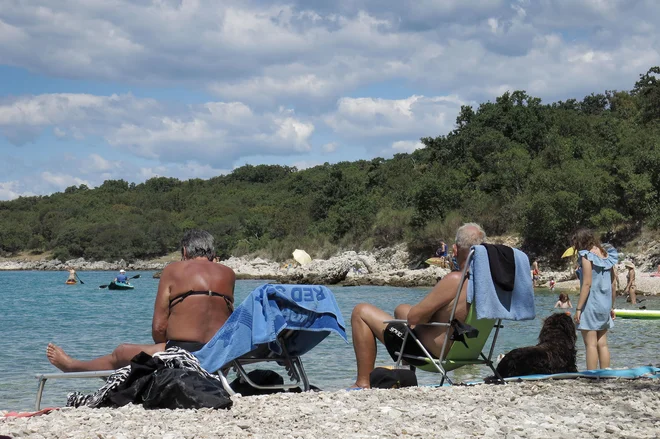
left=169, top=290, right=233, bottom=312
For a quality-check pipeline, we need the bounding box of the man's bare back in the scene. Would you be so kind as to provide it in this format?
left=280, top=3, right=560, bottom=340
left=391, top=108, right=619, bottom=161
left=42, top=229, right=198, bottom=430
left=153, top=258, right=236, bottom=344
left=47, top=229, right=236, bottom=372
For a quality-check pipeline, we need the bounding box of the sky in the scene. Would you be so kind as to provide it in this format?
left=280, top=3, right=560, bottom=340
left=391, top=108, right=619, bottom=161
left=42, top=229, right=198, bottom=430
left=1, top=0, right=659, bottom=200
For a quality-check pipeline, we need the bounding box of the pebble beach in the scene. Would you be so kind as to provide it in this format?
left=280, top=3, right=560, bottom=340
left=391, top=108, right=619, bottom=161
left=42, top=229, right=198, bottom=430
left=2, top=380, right=659, bottom=439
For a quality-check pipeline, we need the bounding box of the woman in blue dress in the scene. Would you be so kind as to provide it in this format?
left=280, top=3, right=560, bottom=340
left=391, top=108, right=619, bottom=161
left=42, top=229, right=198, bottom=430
left=572, top=229, right=618, bottom=370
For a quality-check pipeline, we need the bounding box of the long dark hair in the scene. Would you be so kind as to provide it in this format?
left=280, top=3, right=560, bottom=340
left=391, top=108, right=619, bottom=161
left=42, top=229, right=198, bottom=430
left=571, top=228, right=605, bottom=255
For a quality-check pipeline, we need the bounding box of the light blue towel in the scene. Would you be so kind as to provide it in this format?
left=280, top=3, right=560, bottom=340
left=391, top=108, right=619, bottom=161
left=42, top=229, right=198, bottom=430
left=194, top=284, right=348, bottom=373
left=467, top=245, right=536, bottom=320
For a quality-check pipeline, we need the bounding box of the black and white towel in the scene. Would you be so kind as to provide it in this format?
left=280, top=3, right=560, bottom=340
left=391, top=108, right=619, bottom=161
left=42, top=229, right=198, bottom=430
left=66, top=347, right=225, bottom=408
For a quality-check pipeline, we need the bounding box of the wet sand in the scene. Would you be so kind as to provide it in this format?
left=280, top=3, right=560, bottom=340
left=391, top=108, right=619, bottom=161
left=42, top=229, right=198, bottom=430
left=2, top=379, right=659, bottom=438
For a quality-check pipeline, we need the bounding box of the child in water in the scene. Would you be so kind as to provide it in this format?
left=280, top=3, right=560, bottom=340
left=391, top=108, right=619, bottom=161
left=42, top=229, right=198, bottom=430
left=554, top=293, right=572, bottom=309
left=549, top=277, right=556, bottom=292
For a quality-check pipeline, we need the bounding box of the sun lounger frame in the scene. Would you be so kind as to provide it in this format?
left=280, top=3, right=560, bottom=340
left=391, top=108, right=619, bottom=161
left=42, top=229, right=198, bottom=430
left=34, top=370, right=115, bottom=411
left=217, top=336, right=311, bottom=395
left=34, top=333, right=311, bottom=409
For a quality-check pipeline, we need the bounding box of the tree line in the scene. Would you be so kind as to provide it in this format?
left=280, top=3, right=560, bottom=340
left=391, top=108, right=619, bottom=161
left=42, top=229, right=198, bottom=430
left=1, top=67, right=659, bottom=265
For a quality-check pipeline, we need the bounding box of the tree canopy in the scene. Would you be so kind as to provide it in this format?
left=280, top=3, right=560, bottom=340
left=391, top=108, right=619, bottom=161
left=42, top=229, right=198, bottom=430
left=2, top=67, right=659, bottom=263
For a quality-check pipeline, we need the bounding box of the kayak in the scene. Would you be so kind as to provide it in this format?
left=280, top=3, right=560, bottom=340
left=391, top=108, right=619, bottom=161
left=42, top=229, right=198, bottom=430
left=65, top=279, right=77, bottom=285
left=614, top=309, right=660, bottom=320
left=108, top=281, right=135, bottom=291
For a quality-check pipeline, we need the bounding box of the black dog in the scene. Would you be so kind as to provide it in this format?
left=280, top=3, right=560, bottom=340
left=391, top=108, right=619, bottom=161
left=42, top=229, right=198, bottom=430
left=492, top=312, right=577, bottom=380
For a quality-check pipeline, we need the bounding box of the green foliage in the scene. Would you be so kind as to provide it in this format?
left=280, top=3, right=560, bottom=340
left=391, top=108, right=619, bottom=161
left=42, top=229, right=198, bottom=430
left=1, top=67, right=659, bottom=262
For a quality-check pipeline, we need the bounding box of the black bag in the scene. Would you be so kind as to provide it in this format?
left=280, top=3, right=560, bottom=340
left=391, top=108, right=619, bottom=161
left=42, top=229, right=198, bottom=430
left=369, top=367, right=418, bottom=389
left=107, top=352, right=233, bottom=410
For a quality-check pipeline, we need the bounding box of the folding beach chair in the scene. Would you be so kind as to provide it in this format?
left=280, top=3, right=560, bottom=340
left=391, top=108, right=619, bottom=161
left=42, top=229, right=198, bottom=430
left=385, top=245, right=535, bottom=385
left=216, top=330, right=312, bottom=396
left=193, top=284, right=347, bottom=395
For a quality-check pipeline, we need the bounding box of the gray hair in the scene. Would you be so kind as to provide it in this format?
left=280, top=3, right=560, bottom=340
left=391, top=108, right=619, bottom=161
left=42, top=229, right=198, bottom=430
left=455, top=222, right=486, bottom=250
left=181, top=229, right=215, bottom=261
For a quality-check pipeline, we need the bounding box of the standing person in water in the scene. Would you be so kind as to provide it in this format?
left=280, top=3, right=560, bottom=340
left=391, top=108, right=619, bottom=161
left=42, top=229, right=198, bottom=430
left=554, top=293, right=572, bottom=309
left=531, top=259, right=540, bottom=287
left=623, top=261, right=637, bottom=304
left=572, top=229, right=617, bottom=370
left=114, top=269, right=129, bottom=284
left=46, top=229, right=236, bottom=372
left=66, top=267, right=77, bottom=283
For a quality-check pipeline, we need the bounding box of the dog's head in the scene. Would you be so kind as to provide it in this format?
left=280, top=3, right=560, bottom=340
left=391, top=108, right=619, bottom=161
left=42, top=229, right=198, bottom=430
left=538, top=312, right=577, bottom=346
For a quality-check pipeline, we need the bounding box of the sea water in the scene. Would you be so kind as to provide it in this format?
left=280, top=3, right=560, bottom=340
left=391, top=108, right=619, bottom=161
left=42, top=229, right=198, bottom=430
left=1, top=271, right=659, bottom=410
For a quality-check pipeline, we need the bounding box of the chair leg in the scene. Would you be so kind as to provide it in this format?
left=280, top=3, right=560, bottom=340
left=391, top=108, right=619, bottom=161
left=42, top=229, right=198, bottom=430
left=35, top=378, right=47, bottom=411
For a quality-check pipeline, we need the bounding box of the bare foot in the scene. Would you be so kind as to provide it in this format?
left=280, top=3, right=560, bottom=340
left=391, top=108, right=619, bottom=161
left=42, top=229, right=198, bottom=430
left=351, top=381, right=370, bottom=389
left=46, top=343, right=75, bottom=372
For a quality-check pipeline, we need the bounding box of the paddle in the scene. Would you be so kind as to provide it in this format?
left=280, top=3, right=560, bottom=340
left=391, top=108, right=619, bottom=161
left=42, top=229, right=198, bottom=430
left=99, top=274, right=141, bottom=289
left=75, top=272, right=85, bottom=285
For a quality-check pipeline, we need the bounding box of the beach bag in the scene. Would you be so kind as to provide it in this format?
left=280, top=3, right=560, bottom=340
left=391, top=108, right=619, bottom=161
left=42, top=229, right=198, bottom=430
left=369, top=367, right=417, bottom=389
left=107, top=352, right=233, bottom=410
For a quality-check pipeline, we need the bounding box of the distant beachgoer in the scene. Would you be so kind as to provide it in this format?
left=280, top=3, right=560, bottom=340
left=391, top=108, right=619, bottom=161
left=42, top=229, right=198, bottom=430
left=623, top=261, right=637, bottom=305
left=549, top=277, right=556, bottom=292
left=435, top=241, right=447, bottom=258
left=651, top=265, right=660, bottom=277
left=115, top=269, right=129, bottom=284
left=531, top=259, right=540, bottom=287
left=66, top=268, right=76, bottom=282
left=434, top=241, right=448, bottom=267
left=554, top=293, right=572, bottom=309
left=46, top=229, right=236, bottom=372
left=571, top=229, right=617, bottom=370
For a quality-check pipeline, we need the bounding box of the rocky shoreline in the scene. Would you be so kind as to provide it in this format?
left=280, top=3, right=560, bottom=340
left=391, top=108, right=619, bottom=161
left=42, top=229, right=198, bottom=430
left=0, top=245, right=449, bottom=288
left=3, top=243, right=660, bottom=292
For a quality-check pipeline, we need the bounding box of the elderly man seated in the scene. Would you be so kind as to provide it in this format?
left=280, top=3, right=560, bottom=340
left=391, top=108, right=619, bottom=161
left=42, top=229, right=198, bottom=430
left=350, top=223, right=486, bottom=388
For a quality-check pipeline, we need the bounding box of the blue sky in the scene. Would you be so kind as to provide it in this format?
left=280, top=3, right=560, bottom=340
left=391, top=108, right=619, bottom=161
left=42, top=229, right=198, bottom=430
left=1, top=0, right=659, bottom=200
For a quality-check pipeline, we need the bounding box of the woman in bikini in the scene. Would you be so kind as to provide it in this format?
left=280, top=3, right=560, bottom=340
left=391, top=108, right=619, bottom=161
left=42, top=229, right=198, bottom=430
left=46, top=230, right=236, bottom=372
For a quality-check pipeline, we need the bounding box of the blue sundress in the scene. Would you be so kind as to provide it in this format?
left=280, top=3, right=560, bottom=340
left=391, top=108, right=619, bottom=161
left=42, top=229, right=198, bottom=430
left=576, top=246, right=618, bottom=331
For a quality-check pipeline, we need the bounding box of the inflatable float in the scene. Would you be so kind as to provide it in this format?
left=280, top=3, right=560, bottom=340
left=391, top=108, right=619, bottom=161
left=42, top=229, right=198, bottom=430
left=614, top=309, right=660, bottom=320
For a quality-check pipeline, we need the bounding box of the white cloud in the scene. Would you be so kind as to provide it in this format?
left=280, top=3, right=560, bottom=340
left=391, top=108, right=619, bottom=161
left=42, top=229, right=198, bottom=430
left=1, top=1, right=656, bottom=107
left=40, top=172, right=89, bottom=190
left=391, top=140, right=425, bottom=153
left=0, top=181, right=32, bottom=200
left=324, top=95, right=465, bottom=148
left=0, top=93, right=314, bottom=167
left=322, top=142, right=337, bottom=153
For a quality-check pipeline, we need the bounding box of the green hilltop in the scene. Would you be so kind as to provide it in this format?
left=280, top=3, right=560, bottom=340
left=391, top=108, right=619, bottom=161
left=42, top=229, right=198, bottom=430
left=2, top=67, right=659, bottom=263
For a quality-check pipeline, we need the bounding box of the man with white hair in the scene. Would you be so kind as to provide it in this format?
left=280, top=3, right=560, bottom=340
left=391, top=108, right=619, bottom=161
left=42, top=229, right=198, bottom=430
left=115, top=269, right=129, bottom=284
left=350, top=223, right=487, bottom=388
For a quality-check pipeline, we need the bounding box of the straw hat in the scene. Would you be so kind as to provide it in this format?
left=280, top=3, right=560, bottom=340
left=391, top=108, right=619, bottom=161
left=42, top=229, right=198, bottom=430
left=623, top=261, right=635, bottom=269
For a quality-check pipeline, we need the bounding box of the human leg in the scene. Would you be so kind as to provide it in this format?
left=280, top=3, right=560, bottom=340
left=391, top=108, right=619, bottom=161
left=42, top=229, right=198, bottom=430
left=580, top=330, right=599, bottom=370
left=350, top=303, right=394, bottom=388
left=47, top=342, right=166, bottom=372
left=596, top=330, right=610, bottom=369
left=629, top=285, right=637, bottom=304
left=393, top=303, right=412, bottom=319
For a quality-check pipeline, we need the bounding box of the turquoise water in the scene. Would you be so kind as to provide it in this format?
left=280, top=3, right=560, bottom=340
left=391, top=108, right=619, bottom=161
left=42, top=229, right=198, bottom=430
left=1, top=271, right=659, bottom=410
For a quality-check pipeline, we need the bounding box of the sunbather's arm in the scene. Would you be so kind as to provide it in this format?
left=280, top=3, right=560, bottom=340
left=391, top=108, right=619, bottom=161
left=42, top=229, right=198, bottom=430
left=406, top=272, right=461, bottom=325
left=575, top=256, right=592, bottom=323
left=152, top=265, right=173, bottom=343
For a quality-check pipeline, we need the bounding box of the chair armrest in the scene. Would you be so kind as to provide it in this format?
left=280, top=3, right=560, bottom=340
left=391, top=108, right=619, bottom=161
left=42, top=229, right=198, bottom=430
left=383, top=319, right=450, bottom=327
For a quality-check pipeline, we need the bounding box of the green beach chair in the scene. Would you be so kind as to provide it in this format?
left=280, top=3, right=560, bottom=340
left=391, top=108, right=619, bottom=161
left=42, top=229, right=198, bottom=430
left=385, top=248, right=505, bottom=385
